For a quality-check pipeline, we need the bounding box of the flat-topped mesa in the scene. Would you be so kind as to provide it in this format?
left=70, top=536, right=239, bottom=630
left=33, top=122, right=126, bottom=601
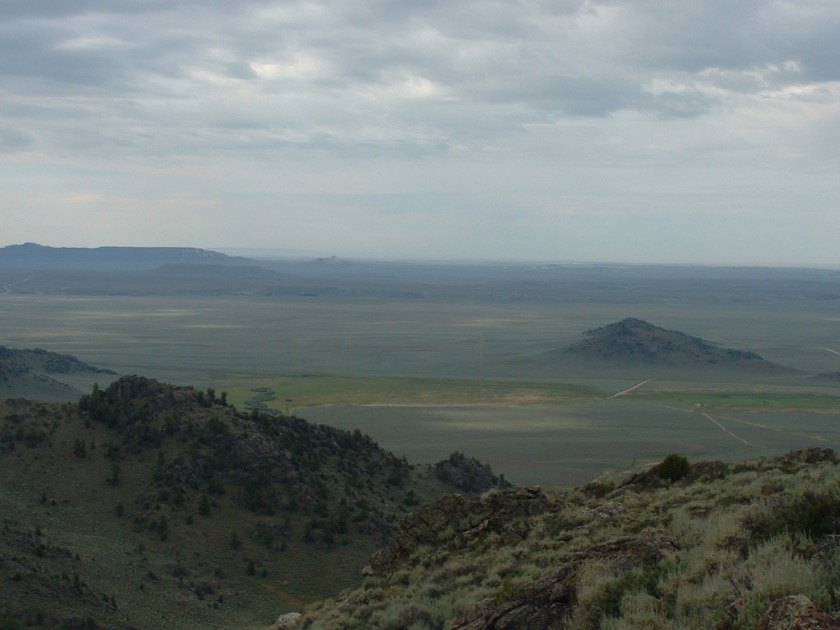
left=0, top=242, right=241, bottom=270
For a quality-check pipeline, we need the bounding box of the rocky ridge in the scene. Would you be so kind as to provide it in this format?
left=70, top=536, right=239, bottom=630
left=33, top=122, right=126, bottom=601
left=297, top=448, right=840, bottom=629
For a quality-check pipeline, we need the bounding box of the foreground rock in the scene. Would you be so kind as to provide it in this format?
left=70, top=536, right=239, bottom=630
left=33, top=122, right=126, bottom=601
left=451, top=532, right=678, bottom=630
left=757, top=595, right=840, bottom=630
left=272, top=612, right=302, bottom=628
left=366, top=487, right=548, bottom=576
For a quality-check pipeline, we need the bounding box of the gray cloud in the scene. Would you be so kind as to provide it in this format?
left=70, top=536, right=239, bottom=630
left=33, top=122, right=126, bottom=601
left=0, top=126, right=34, bottom=151
left=1, top=1, right=838, bottom=264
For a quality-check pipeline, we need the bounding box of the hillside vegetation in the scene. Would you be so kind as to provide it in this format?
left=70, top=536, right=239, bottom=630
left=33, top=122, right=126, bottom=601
left=299, top=448, right=840, bottom=629
left=0, top=376, right=505, bottom=629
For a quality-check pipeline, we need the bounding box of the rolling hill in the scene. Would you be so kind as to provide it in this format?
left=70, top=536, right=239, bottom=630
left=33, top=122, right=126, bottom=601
left=0, top=346, right=117, bottom=400
left=561, top=318, right=792, bottom=372
left=0, top=375, right=506, bottom=629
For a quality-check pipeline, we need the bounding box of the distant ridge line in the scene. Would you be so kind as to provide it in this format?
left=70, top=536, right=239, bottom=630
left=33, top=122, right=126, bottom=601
left=0, top=242, right=247, bottom=270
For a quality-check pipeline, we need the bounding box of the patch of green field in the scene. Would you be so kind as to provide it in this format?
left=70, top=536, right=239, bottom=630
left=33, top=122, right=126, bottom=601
left=223, top=375, right=598, bottom=412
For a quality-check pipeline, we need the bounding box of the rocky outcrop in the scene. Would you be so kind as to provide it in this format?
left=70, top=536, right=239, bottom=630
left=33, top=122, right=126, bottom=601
left=450, top=532, right=678, bottom=630
left=366, top=487, right=549, bottom=576
left=273, top=612, right=302, bottom=628
left=757, top=595, right=840, bottom=630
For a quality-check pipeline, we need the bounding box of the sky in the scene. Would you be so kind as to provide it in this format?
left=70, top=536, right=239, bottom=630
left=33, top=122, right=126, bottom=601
left=1, top=1, right=839, bottom=266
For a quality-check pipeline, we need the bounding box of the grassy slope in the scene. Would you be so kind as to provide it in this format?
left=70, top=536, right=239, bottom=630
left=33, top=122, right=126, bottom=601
left=0, top=401, right=343, bottom=629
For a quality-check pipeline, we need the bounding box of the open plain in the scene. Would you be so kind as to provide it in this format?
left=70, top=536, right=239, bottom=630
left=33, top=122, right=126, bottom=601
left=2, top=260, right=839, bottom=488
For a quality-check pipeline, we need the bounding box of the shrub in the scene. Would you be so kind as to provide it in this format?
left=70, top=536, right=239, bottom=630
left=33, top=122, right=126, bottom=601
left=657, top=454, right=690, bottom=482
left=746, top=490, right=840, bottom=541
left=73, top=439, right=87, bottom=458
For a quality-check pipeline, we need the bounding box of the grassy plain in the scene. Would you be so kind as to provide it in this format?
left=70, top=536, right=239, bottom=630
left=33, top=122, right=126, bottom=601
left=224, top=375, right=596, bottom=411
left=1, top=293, right=839, bottom=487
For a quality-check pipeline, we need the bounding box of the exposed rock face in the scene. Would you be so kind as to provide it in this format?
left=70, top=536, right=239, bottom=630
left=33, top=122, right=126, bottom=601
left=366, top=487, right=549, bottom=576
left=757, top=595, right=840, bottom=630
left=453, top=583, right=575, bottom=630
left=364, top=489, right=680, bottom=629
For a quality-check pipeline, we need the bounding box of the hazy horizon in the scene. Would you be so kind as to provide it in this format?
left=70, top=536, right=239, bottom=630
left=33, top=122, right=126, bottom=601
left=2, top=2, right=838, bottom=267
left=5, top=241, right=840, bottom=271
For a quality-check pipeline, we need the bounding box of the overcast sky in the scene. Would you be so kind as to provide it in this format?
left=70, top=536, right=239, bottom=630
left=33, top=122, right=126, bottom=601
left=2, top=1, right=839, bottom=265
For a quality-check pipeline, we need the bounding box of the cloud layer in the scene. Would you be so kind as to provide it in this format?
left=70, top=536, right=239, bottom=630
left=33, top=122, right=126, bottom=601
left=2, top=0, right=839, bottom=264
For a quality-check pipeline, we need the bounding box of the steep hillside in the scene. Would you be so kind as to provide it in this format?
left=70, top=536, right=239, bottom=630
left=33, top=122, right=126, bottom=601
left=0, top=346, right=117, bottom=400
left=299, top=448, right=840, bottom=629
left=0, top=376, right=506, bottom=629
left=563, top=318, right=790, bottom=371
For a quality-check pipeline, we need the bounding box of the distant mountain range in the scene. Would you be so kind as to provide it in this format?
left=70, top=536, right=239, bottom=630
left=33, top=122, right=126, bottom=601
left=0, top=243, right=428, bottom=298
left=3, top=243, right=840, bottom=304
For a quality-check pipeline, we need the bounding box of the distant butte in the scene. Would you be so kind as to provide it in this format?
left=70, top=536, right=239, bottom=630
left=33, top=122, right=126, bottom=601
left=563, top=317, right=787, bottom=370
left=312, top=255, right=349, bottom=264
